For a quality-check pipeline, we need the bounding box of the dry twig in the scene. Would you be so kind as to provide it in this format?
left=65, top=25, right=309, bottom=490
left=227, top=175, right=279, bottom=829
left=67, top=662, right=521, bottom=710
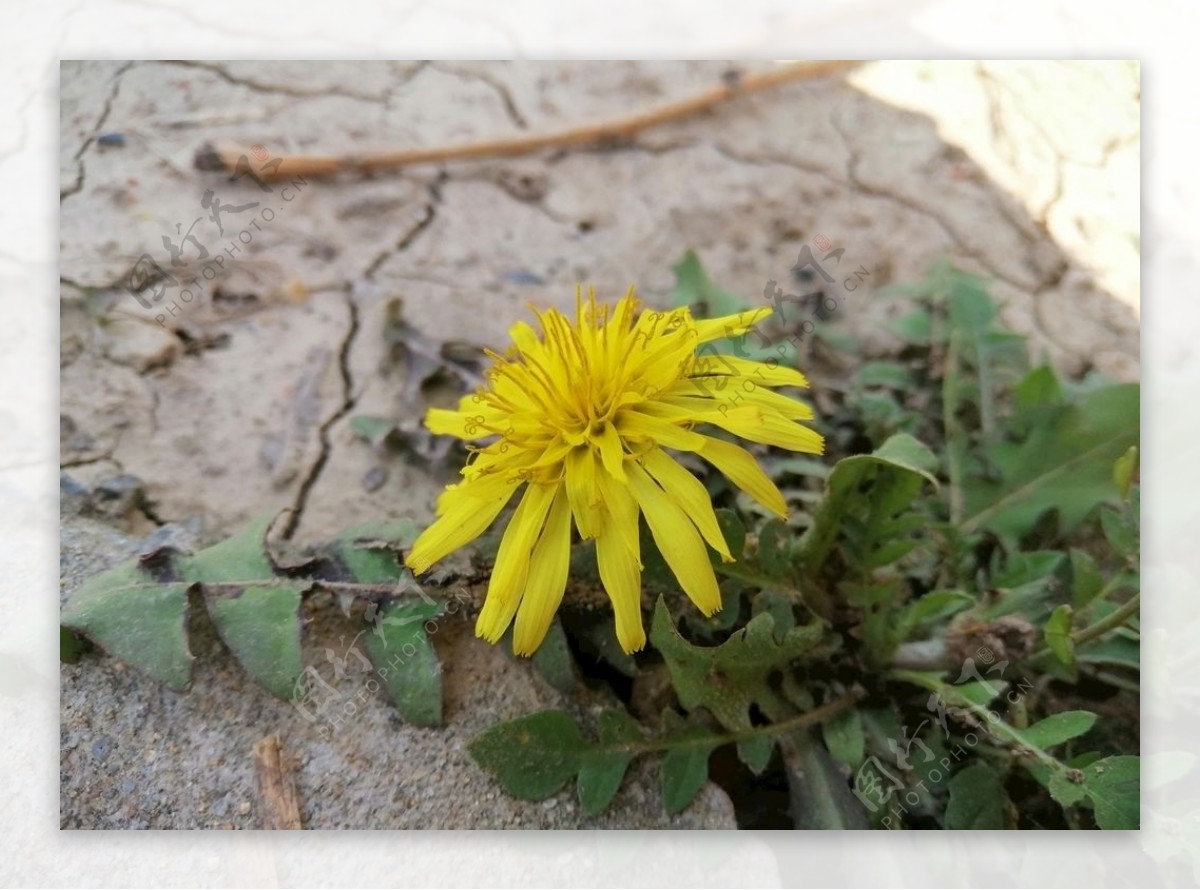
left=195, top=60, right=859, bottom=180
left=252, top=733, right=303, bottom=830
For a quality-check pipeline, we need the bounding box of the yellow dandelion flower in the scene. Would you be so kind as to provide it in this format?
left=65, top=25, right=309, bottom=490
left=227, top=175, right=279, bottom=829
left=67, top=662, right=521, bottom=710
left=405, top=287, right=824, bottom=656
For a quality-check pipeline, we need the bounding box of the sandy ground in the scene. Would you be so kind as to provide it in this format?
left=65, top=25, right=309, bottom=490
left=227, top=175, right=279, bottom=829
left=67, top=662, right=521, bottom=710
left=59, top=60, right=1139, bottom=829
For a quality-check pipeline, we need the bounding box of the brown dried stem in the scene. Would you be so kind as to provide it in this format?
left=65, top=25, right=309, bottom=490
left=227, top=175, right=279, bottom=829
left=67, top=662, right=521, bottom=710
left=194, top=60, right=860, bottom=179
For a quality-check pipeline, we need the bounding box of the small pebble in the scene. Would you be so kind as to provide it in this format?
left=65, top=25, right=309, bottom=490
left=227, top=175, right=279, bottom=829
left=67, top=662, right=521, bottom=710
left=503, top=269, right=544, bottom=286
left=89, top=736, right=114, bottom=761
left=362, top=465, right=388, bottom=492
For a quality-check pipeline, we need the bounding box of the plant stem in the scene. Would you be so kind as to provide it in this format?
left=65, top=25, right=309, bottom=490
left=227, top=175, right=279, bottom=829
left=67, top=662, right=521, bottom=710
left=110, top=577, right=485, bottom=604
left=888, top=669, right=1062, bottom=770
left=622, top=688, right=865, bottom=756
left=943, top=336, right=966, bottom=527
left=1070, top=592, right=1140, bottom=647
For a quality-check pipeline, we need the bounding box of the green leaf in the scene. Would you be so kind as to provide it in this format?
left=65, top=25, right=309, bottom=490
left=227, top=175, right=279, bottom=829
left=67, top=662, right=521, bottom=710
left=470, top=708, right=733, bottom=818
left=1070, top=550, right=1104, bottom=609
left=531, top=619, right=577, bottom=693
left=177, top=513, right=276, bottom=582
left=976, top=551, right=1068, bottom=622
left=1014, top=365, right=1063, bottom=410
left=750, top=590, right=796, bottom=635
left=736, top=736, right=775, bottom=775
left=349, top=415, right=399, bottom=447
left=671, top=249, right=749, bottom=317
left=897, top=590, right=974, bottom=637
left=60, top=627, right=85, bottom=663
left=962, top=383, right=1140, bottom=541
left=945, top=763, right=1006, bottom=829
left=1022, top=711, right=1097, bottom=750
left=650, top=598, right=827, bottom=732
left=892, top=309, right=932, bottom=344
left=61, top=564, right=193, bottom=691
left=1045, top=604, right=1077, bottom=672
left=577, top=710, right=642, bottom=815
left=946, top=271, right=996, bottom=337
left=1049, top=755, right=1140, bottom=829
left=337, top=519, right=418, bottom=583
left=855, top=361, right=912, bottom=390
left=993, top=550, right=1068, bottom=589
left=1047, top=767, right=1090, bottom=808
left=1085, top=756, right=1140, bottom=829
left=205, top=585, right=305, bottom=699
left=873, top=433, right=941, bottom=480
left=756, top=518, right=792, bottom=578
left=660, top=735, right=719, bottom=815
left=799, top=434, right=939, bottom=578
left=363, top=600, right=444, bottom=726
left=1077, top=633, right=1140, bottom=671
left=469, top=710, right=585, bottom=800
left=770, top=456, right=830, bottom=480
left=1100, top=506, right=1138, bottom=560
left=821, top=706, right=865, bottom=768
left=953, top=679, right=1009, bottom=708
left=787, top=732, right=871, bottom=830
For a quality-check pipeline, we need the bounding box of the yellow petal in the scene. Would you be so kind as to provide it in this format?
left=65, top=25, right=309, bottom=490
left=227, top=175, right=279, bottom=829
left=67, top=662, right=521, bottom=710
left=512, top=487, right=573, bottom=655
left=406, top=479, right=520, bottom=574
left=476, top=562, right=527, bottom=644
left=508, top=320, right=543, bottom=357
left=595, top=420, right=627, bottom=482
left=425, top=407, right=493, bottom=440
left=693, top=307, right=772, bottom=343
left=656, top=402, right=824, bottom=454
left=696, top=435, right=788, bottom=518
left=689, top=354, right=809, bottom=389
left=596, top=522, right=646, bottom=653
left=641, top=448, right=732, bottom=561
left=476, top=483, right=558, bottom=643
left=626, top=462, right=722, bottom=615
left=664, top=387, right=815, bottom=421
left=564, top=445, right=602, bottom=539
left=595, top=458, right=642, bottom=568
left=740, top=411, right=825, bottom=453
left=616, top=410, right=706, bottom=452
left=436, top=461, right=529, bottom=514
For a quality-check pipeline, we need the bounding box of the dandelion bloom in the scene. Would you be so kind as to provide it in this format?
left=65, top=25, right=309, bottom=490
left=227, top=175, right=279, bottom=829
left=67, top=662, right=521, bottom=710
left=405, top=289, right=823, bottom=655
